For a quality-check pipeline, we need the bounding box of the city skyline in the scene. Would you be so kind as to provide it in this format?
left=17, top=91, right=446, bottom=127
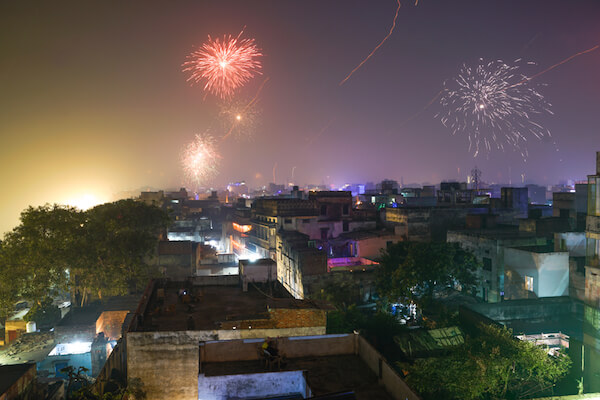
left=1, top=0, right=599, bottom=235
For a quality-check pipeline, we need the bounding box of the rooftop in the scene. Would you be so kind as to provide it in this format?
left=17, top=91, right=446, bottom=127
left=0, top=363, right=35, bottom=394
left=448, top=226, right=538, bottom=240
left=337, top=229, right=397, bottom=241
left=202, top=355, right=392, bottom=400
left=136, top=281, right=332, bottom=332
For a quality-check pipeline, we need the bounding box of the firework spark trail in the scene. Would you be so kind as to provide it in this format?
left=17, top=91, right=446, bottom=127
left=339, top=0, right=402, bottom=86
left=272, top=162, right=278, bottom=183
left=222, top=77, right=270, bottom=141
left=183, top=30, right=262, bottom=99
left=306, top=117, right=336, bottom=146
left=181, top=133, right=220, bottom=188
left=509, top=44, right=599, bottom=88
left=436, top=58, right=553, bottom=158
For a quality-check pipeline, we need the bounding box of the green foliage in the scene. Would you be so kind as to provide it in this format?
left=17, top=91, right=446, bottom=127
left=402, top=324, right=572, bottom=400
left=62, top=366, right=146, bottom=400
left=377, top=242, right=481, bottom=305
left=311, top=274, right=363, bottom=311
left=24, top=297, right=60, bottom=327
left=0, top=200, right=170, bottom=316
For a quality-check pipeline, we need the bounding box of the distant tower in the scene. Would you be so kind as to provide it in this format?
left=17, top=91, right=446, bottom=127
left=471, top=166, right=482, bottom=192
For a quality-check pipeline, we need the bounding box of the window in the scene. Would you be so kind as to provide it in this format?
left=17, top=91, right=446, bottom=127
left=343, top=221, right=349, bottom=232
left=343, top=204, right=350, bottom=215
left=284, top=218, right=292, bottom=224
left=320, top=205, right=327, bottom=216
left=525, top=275, right=534, bottom=292
left=483, top=257, right=492, bottom=271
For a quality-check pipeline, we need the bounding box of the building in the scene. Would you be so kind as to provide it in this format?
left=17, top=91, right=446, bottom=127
left=503, top=245, right=569, bottom=300
left=249, top=197, right=318, bottom=259
left=585, top=152, right=600, bottom=306
left=91, top=278, right=416, bottom=400
left=500, top=187, right=529, bottom=217
left=275, top=230, right=327, bottom=299
left=437, top=182, right=476, bottom=205
left=0, top=363, right=36, bottom=400
left=116, top=278, right=342, bottom=399
left=329, top=229, right=403, bottom=260
left=447, top=227, right=547, bottom=302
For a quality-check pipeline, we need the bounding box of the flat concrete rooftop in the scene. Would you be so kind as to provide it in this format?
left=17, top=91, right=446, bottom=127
left=202, top=355, right=393, bottom=400
left=136, top=281, right=331, bottom=332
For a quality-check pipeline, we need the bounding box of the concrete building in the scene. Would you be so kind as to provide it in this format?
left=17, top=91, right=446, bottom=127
left=447, top=227, right=547, bottom=302
left=249, top=198, right=318, bottom=259
left=585, top=152, right=600, bottom=306
left=556, top=231, right=587, bottom=302
left=437, top=182, right=476, bottom=205
left=329, top=229, right=403, bottom=260
left=152, top=240, right=196, bottom=279
left=114, top=279, right=341, bottom=400
left=275, top=231, right=327, bottom=299
left=92, top=279, right=417, bottom=400
left=386, top=206, right=477, bottom=242
left=503, top=245, right=569, bottom=300
left=0, top=363, right=36, bottom=400
left=500, top=187, right=529, bottom=217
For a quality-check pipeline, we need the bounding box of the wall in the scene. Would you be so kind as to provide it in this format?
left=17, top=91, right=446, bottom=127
left=0, top=364, right=36, bottom=400
left=127, top=331, right=200, bottom=400
left=54, top=323, right=96, bottom=343
left=356, top=335, right=421, bottom=400
left=198, top=370, right=309, bottom=400
left=504, top=248, right=569, bottom=298
left=356, top=235, right=402, bottom=260
left=201, top=334, right=356, bottom=364
left=95, top=311, right=129, bottom=340
left=4, top=320, right=27, bottom=345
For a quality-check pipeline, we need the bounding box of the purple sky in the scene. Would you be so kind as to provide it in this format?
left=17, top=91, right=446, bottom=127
left=1, top=0, right=599, bottom=234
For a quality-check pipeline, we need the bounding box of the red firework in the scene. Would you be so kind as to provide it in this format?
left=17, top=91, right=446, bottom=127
left=183, top=31, right=262, bottom=99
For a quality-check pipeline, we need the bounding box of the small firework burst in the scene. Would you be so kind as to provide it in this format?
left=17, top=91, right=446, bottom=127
left=183, top=31, right=262, bottom=99
left=219, top=99, right=260, bottom=141
left=181, top=133, right=220, bottom=187
left=437, top=58, right=553, bottom=158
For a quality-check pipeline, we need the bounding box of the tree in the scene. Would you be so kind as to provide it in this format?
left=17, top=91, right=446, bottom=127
left=403, top=324, right=571, bottom=400
left=74, top=199, right=170, bottom=304
left=0, top=204, right=84, bottom=315
left=0, top=200, right=170, bottom=316
left=377, top=242, right=480, bottom=306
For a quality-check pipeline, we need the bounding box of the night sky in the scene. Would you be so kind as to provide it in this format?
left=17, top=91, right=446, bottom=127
left=1, top=0, right=599, bottom=235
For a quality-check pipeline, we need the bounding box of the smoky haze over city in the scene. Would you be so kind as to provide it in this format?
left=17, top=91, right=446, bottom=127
left=2, top=2, right=600, bottom=400
left=0, top=0, right=599, bottom=234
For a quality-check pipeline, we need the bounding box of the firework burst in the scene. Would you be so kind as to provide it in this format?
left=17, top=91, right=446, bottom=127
left=181, top=133, right=220, bottom=187
left=219, top=99, right=260, bottom=141
left=183, top=31, right=262, bottom=99
left=437, top=58, right=553, bottom=158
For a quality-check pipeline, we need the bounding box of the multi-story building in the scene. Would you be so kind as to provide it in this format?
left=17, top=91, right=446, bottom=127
left=585, top=152, right=600, bottom=305
left=447, top=227, right=547, bottom=302
left=248, top=197, right=318, bottom=259
left=275, top=230, right=327, bottom=299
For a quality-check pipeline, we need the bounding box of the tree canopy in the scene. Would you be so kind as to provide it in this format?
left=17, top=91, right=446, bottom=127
left=377, top=241, right=481, bottom=305
left=0, top=200, right=170, bottom=317
left=403, top=323, right=571, bottom=400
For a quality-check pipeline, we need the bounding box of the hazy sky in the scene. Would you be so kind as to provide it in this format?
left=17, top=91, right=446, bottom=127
left=1, top=0, right=599, bottom=235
